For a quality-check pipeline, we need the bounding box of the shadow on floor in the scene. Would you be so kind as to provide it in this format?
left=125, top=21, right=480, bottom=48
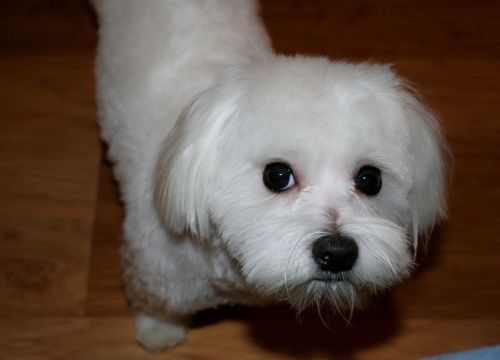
left=193, top=292, right=402, bottom=359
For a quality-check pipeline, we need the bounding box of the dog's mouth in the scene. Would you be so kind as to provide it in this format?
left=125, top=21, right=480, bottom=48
left=312, top=271, right=351, bottom=283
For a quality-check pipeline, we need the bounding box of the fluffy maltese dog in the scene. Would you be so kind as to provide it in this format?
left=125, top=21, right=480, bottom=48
left=93, top=0, right=447, bottom=352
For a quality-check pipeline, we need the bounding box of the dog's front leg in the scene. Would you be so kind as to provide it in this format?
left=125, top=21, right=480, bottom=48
left=133, top=310, right=190, bottom=352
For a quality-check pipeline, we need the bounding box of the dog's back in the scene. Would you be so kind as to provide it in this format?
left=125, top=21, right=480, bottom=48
left=94, top=0, right=270, bottom=188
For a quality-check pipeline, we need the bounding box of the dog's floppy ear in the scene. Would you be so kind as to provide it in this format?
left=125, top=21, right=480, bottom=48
left=154, top=77, right=240, bottom=239
left=402, top=88, right=449, bottom=251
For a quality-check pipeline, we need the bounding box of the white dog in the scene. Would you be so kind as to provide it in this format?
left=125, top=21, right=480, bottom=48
left=93, top=0, right=447, bottom=352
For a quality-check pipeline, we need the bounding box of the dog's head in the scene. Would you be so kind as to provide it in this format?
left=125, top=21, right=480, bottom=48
left=155, top=55, right=447, bottom=311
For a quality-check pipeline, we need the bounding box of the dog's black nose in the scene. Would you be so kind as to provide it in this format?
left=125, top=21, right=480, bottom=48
left=312, top=234, right=358, bottom=273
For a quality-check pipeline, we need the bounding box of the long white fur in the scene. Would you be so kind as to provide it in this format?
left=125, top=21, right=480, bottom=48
left=93, top=0, right=447, bottom=351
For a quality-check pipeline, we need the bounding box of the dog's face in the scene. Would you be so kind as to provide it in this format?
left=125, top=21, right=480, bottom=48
left=155, top=56, right=447, bottom=312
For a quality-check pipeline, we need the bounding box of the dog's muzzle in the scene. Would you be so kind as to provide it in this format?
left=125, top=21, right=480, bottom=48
left=312, top=234, right=358, bottom=274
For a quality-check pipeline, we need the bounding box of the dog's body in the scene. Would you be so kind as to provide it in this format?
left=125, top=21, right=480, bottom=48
left=94, top=0, right=447, bottom=352
left=94, top=0, right=272, bottom=349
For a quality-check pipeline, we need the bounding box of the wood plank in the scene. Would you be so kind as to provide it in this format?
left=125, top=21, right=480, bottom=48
left=0, top=52, right=100, bottom=316
left=85, top=157, right=128, bottom=317
left=0, top=318, right=498, bottom=359
left=0, top=0, right=96, bottom=53
left=261, top=0, right=500, bottom=61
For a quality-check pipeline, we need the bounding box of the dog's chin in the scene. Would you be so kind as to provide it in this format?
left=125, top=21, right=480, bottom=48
left=278, top=273, right=368, bottom=316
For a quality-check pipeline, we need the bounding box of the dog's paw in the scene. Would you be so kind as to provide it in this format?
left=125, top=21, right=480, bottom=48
left=133, top=311, right=188, bottom=353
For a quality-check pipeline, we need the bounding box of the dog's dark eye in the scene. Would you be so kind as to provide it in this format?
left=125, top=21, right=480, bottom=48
left=355, top=166, right=382, bottom=196
left=263, top=162, right=295, bottom=192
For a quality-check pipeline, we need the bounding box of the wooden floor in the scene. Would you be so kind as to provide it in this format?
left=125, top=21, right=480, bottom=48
left=1, top=1, right=499, bottom=359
